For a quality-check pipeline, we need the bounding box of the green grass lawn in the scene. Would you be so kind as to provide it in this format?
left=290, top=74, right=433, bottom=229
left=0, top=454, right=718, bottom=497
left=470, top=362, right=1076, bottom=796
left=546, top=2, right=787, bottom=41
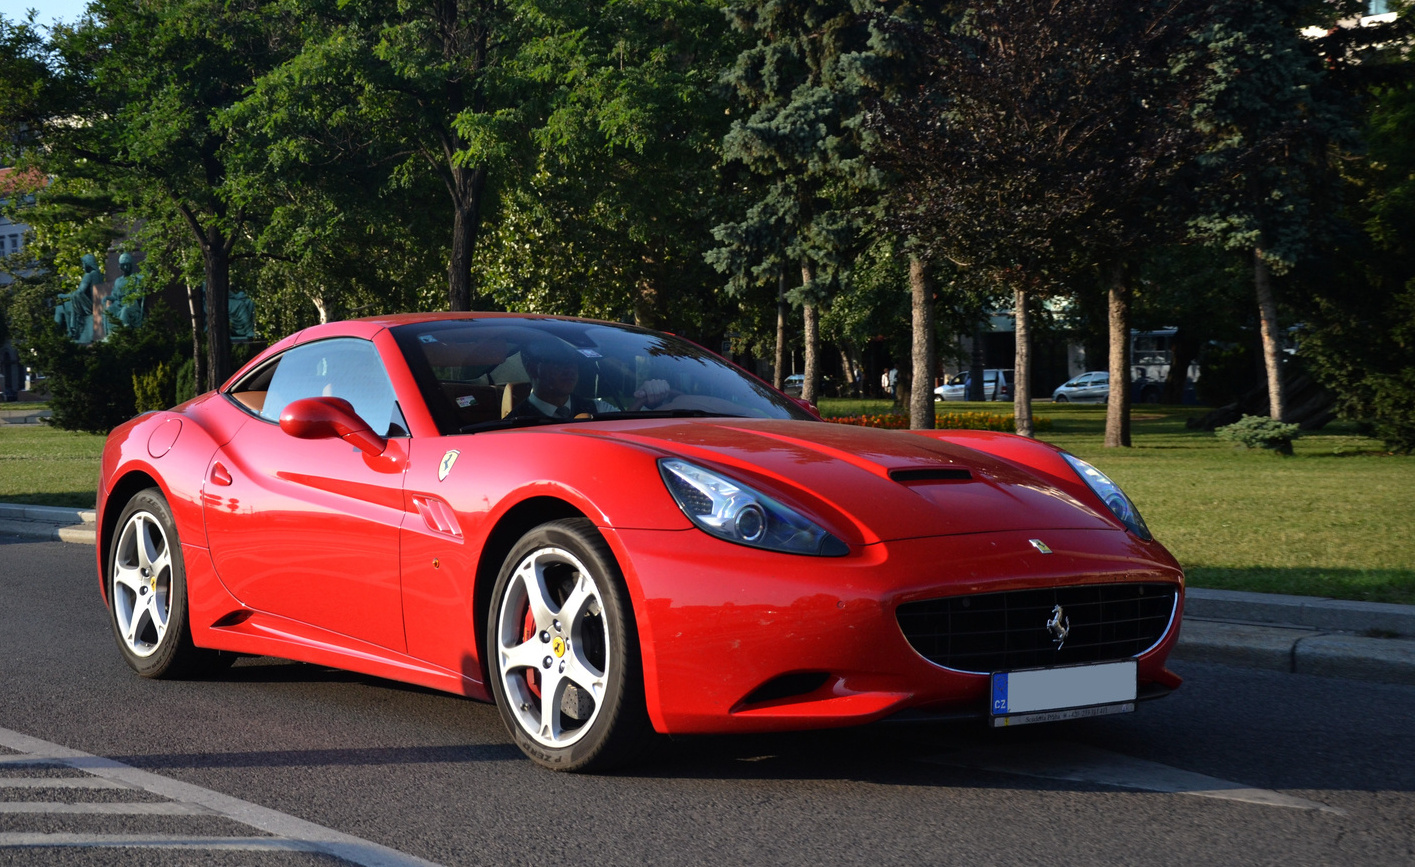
left=819, top=399, right=1415, bottom=605
left=0, top=424, right=104, bottom=508
left=4, top=402, right=1413, bottom=604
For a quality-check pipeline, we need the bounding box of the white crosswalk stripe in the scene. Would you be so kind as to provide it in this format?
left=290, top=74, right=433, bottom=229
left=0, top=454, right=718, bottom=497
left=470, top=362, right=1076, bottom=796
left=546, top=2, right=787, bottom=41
left=0, top=725, right=447, bottom=866
left=0, top=777, right=127, bottom=789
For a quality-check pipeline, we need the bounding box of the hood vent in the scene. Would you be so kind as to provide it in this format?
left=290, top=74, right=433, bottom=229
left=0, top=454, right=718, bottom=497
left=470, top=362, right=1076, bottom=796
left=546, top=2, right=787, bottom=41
left=889, top=468, right=972, bottom=483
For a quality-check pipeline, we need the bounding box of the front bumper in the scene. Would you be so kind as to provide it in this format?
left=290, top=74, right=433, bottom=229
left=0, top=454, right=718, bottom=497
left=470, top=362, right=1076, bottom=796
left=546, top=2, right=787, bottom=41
left=607, top=526, right=1185, bottom=735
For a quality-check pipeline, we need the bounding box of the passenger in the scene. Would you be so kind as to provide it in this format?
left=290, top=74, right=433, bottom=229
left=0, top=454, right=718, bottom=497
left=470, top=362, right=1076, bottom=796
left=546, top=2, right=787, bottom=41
left=507, top=339, right=670, bottom=420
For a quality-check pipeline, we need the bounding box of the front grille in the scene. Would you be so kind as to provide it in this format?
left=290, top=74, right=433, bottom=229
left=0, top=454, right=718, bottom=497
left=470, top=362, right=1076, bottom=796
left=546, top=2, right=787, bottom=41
left=897, top=582, right=1177, bottom=673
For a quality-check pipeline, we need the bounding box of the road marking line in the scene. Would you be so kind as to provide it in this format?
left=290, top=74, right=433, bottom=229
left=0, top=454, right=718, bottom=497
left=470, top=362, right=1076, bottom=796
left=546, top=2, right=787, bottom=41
left=0, top=834, right=321, bottom=851
left=0, top=726, right=447, bottom=866
left=926, top=741, right=1345, bottom=815
left=0, top=756, right=65, bottom=766
left=0, top=778, right=127, bottom=789
left=0, top=802, right=211, bottom=815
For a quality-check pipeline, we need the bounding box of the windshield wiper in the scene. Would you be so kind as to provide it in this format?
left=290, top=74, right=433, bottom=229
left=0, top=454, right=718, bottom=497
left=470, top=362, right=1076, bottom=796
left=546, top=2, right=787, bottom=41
left=459, top=415, right=582, bottom=434
left=459, top=408, right=749, bottom=434
left=597, top=409, right=749, bottom=420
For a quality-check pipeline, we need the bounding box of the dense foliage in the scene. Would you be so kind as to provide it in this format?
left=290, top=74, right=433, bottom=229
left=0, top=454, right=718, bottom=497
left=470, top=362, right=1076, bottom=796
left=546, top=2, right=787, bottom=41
left=1, top=1, right=1412, bottom=452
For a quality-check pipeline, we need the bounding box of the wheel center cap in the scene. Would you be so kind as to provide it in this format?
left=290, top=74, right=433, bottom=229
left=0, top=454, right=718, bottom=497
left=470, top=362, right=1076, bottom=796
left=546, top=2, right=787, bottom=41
left=551, top=636, right=567, bottom=658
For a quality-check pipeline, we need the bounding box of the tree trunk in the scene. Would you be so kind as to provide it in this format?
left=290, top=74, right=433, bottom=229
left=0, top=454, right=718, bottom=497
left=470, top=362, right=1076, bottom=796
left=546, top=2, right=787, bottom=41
left=204, top=235, right=232, bottom=391
left=186, top=283, right=206, bottom=396
left=774, top=269, right=787, bottom=389
left=801, top=260, right=820, bottom=405
left=447, top=166, right=487, bottom=312
left=1105, top=263, right=1132, bottom=448
left=909, top=255, right=935, bottom=430
left=1253, top=248, right=1284, bottom=420
left=968, top=318, right=985, bottom=401
left=838, top=345, right=856, bottom=396
left=1163, top=327, right=1197, bottom=404
left=1013, top=286, right=1033, bottom=437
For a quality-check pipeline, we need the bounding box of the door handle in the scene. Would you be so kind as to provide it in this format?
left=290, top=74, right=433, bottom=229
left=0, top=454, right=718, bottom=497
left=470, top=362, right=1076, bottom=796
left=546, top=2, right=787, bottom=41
left=210, top=462, right=233, bottom=487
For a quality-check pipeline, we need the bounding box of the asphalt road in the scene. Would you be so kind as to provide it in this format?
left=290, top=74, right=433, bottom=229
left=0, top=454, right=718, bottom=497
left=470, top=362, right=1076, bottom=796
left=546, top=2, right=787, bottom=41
left=1, top=537, right=1412, bottom=866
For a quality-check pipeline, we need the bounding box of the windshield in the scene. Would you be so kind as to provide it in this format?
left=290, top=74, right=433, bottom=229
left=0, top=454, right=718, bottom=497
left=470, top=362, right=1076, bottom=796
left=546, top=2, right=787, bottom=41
left=392, top=318, right=817, bottom=434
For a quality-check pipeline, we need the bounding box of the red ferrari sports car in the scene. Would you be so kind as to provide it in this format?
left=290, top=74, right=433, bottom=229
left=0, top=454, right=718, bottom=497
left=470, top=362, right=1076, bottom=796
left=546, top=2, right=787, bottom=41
left=97, top=313, right=1184, bottom=771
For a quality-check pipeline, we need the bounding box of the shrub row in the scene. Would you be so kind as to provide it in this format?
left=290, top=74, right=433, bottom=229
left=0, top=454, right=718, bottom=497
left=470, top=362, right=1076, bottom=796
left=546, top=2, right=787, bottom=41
left=826, top=412, right=1052, bottom=433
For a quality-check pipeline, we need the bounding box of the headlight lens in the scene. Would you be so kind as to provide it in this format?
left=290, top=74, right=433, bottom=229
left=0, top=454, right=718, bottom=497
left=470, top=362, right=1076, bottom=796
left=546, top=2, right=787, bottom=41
left=1062, top=453, right=1152, bottom=540
left=658, top=458, right=849, bottom=556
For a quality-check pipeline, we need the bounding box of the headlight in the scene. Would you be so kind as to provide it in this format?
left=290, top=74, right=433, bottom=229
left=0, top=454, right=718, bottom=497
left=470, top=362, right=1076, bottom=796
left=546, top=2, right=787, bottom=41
left=1062, top=453, right=1152, bottom=540
left=658, top=458, right=849, bottom=556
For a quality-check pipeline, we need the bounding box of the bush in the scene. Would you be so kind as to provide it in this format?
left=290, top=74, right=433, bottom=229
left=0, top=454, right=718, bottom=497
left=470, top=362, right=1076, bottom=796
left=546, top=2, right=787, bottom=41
left=1215, top=414, right=1301, bottom=455
left=174, top=355, right=198, bottom=405
left=25, top=302, right=182, bottom=433
left=1368, top=368, right=1415, bottom=454
left=133, top=359, right=176, bottom=413
left=827, top=412, right=1052, bottom=433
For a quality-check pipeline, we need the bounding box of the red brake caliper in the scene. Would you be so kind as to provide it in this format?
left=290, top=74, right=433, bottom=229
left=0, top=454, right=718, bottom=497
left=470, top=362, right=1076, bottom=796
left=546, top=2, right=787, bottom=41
left=521, top=605, right=541, bottom=699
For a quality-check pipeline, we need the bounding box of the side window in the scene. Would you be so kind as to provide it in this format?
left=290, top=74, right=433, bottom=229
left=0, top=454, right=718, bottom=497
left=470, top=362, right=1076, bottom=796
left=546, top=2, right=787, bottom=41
left=260, top=338, right=401, bottom=436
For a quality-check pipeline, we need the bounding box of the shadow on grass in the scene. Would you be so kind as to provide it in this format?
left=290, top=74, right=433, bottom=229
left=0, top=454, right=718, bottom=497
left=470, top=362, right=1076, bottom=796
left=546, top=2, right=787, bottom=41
left=1, top=491, right=98, bottom=509
left=1187, top=566, right=1415, bottom=606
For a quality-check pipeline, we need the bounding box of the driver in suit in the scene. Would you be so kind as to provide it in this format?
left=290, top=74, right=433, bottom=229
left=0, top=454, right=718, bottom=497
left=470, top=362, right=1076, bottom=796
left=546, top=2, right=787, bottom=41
left=507, top=339, right=670, bottom=420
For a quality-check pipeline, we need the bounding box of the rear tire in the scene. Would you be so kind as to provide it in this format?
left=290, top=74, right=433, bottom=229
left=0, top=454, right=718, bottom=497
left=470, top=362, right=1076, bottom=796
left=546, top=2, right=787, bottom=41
left=487, top=518, right=652, bottom=772
left=108, top=488, right=231, bottom=679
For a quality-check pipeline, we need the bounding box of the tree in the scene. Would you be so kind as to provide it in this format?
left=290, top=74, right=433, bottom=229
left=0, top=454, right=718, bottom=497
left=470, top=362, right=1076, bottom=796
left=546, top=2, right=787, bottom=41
left=1296, top=65, right=1415, bottom=452
left=710, top=0, right=872, bottom=406
left=0, top=2, right=297, bottom=389
left=1187, top=0, right=1357, bottom=421
left=474, top=0, right=740, bottom=335
left=868, top=0, right=1209, bottom=442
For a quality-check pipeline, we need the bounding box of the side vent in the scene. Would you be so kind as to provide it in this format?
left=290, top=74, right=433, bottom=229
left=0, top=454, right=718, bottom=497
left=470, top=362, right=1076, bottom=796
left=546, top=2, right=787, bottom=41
left=210, top=610, right=253, bottom=629
left=737, top=672, right=831, bottom=708
left=412, top=494, right=464, bottom=539
left=889, top=468, right=972, bottom=483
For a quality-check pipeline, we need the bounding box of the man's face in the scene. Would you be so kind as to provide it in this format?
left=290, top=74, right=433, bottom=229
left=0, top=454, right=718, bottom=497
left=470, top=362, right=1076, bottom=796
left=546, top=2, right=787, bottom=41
left=532, top=358, right=579, bottom=405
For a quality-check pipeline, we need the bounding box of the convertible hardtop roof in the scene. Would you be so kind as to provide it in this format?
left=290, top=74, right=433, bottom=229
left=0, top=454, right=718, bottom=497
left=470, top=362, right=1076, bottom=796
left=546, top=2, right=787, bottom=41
left=223, top=312, right=666, bottom=392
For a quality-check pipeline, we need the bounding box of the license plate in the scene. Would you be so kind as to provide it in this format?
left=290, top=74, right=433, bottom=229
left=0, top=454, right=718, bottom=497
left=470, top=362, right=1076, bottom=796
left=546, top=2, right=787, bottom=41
left=990, top=660, right=1137, bottom=728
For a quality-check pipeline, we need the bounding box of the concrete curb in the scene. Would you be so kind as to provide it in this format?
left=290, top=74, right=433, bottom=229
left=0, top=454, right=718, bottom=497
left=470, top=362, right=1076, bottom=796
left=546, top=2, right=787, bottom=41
left=1185, top=587, right=1415, bottom=638
left=0, top=503, right=96, bottom=545
left=1173, top=620, right=1415, bottom=687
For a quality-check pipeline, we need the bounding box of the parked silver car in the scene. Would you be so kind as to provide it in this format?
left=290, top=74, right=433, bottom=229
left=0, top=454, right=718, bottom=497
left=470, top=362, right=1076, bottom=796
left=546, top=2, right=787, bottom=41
left=1052, top=370, right=1166, bottom=403
left=935, top=369, right=1014, bottom=401
left=1052, top=371, right=1109, bottom=403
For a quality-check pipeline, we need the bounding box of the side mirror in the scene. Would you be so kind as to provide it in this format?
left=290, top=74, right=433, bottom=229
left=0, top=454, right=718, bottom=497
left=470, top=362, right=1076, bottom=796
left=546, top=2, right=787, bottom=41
left=279, top=396, right=386, bottom=457
left=791, top=396, right=822, bottom=419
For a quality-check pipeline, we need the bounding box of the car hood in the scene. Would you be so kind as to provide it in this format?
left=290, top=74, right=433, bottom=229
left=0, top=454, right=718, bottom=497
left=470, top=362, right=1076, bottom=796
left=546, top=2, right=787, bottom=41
left=575, top=418, right=1115, bottom=544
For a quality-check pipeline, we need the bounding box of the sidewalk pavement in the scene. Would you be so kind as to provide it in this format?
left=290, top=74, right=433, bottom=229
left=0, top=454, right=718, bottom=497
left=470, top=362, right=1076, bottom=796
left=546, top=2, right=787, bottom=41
left=0, top=407, right=52, bottom=425
left=2, top=500, right=1412, bottom=687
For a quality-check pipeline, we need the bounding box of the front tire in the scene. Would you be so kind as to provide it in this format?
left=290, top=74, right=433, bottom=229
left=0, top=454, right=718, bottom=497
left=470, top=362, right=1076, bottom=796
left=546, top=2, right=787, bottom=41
left=487, top=518, right=651, bottom=772
left=1054, top=394, right=1069, bottom=403
left=108, top=488, right=228, bottom=678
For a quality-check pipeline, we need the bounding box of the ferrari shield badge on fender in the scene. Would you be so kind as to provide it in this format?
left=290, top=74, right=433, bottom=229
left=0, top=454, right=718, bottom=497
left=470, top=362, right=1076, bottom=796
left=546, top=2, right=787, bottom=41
left=438, top=450, right=460, bottom=482
left=1029, top=538, right=1052, bottom=554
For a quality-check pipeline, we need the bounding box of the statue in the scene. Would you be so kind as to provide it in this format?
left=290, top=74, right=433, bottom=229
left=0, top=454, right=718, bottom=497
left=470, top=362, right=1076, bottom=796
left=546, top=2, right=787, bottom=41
left=55, top=254, right=100, bottom=344
left=228, top=289, right=255, bottom=341
left=102, top=252, right=146, bottom=337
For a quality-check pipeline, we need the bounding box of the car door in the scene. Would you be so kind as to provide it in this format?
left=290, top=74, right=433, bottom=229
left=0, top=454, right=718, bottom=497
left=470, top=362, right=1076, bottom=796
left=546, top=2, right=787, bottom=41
left=204, top=337, right=410, bottom=651
left=1083, top=373, right=1109, bottom=402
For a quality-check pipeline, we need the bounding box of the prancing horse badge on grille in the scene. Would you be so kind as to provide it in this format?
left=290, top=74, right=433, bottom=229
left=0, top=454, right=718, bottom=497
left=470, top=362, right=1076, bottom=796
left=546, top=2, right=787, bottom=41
left=1047, top=604, right=1070, bottom=648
